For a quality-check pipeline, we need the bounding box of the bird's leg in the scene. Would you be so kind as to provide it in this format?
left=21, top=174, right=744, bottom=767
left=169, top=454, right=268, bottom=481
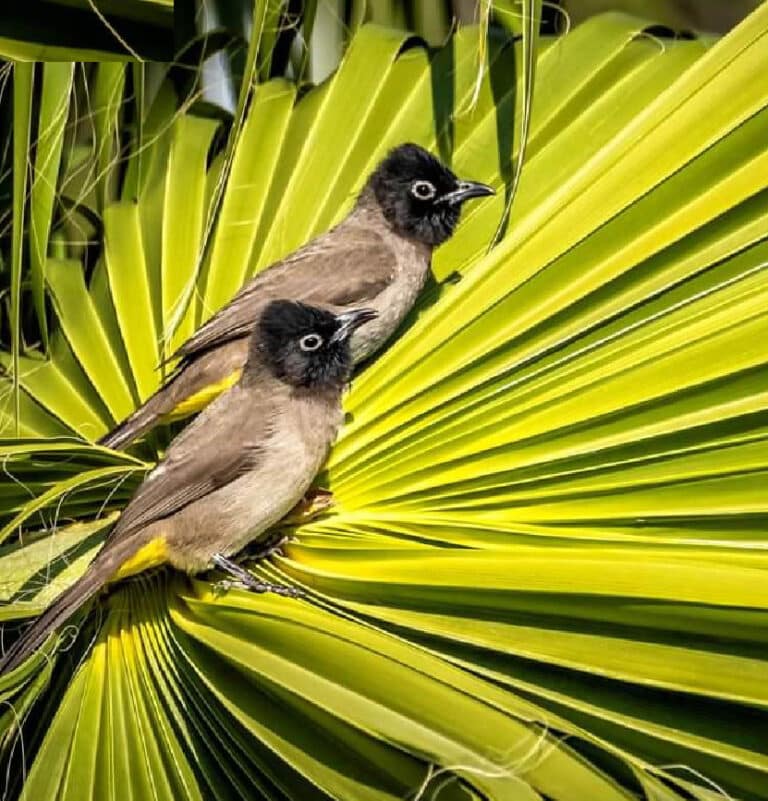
left=211, top=553, right=303, bottom=598
left=282, top=487, right=335, bottom=524
left=240, top=532, right=292, bottom=562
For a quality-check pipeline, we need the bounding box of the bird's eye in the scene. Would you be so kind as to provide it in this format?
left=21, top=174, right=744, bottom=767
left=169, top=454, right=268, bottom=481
left=410, top=180, right=436, bottom=200
left=299, top=333, right=323, bottom=352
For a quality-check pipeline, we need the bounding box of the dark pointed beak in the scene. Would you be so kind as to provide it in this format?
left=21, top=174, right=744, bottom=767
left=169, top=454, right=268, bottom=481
left=331, top=308, right=378, bottom=343
left=438, top=180, right=495, bottom=207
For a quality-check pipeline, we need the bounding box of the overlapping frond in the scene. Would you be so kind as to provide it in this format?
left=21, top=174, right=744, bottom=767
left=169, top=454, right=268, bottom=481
left=0, top=0, right=174, bottom=61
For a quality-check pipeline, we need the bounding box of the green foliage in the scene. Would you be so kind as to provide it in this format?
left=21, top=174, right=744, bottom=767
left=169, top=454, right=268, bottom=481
left=0, top=0, right=174, bottom=61
left=561, top=0, right=763, bottom=33
left=1, top=5, right=768, bottom=801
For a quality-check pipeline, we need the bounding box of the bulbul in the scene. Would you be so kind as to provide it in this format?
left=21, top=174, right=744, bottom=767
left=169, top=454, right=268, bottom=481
left=0, top=301, right=377, bottom=674
left=100, top=143, right=494, bottom=450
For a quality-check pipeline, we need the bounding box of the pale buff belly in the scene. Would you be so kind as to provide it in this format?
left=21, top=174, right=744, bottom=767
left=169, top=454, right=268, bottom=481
left=164, top=410, right=338, bottom=573
left=163, top=433, right=331, bottom=572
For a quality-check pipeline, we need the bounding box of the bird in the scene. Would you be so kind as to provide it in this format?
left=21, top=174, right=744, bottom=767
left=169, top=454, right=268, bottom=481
left=0, top=301, right=377, bottom=674
left=99, top=143, right=494, bottom=450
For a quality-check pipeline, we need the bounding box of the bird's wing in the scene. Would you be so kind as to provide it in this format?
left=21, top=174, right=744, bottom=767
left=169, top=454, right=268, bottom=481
left=110, top=384, right=276, bottom=537
left=174, top=229, right=396, bottom=361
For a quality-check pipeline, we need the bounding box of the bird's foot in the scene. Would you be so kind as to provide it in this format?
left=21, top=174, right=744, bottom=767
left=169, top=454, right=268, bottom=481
left=283, top=488, right=335, bottom=524
left=212, top=579, right=244, bottom=597
left=211, top=553, right=304, bottom=598
left=241, top=532, right=293, bottom=562
left=213, top=578, right=302, bottom=598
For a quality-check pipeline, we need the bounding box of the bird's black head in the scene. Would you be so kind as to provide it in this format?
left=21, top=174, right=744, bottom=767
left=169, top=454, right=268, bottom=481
left=257, top=301, right=377, bottom=389
left=366, top=143, right=494, bottom=246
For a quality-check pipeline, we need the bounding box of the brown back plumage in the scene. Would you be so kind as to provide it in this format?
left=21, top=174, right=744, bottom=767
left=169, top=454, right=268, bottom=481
left=99, top=142, right=493, bottom=451
left=99, top=197, right=422, bottom=450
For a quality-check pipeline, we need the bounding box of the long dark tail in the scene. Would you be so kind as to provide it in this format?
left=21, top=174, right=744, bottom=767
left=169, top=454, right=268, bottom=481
left=98, top=393, right=168, bottom=450
left=98, top=357, right=194, bottom=450
left=0, top=538, right=139, bottom=674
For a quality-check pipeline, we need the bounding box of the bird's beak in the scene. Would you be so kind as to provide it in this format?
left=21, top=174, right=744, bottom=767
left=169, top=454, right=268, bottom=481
left=437, top=180, right=495, bottom=207
left=331, top=308, right=378, bottom=343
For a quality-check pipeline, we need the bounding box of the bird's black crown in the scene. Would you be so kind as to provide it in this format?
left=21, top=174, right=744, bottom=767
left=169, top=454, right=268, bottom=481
left=256, top=301, right=375, bottom=389
left=367, top=143, right=493, bottom=246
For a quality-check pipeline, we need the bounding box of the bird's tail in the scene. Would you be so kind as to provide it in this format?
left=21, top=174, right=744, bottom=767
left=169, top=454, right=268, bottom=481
left=0, top=538, right=140, bottom=675
left=98, top=359, right=191, bottom=450
left=98, top=396, right=166, bottom=450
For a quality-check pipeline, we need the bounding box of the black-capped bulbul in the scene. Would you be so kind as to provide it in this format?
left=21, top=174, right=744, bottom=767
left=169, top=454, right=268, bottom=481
left=0, top=301, right=377, bottom=674
left=99, top=143, right=494, bottom=449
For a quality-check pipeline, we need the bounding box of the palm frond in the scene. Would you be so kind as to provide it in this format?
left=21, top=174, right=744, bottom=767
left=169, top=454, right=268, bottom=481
left=0, top=0, right=174, bottom=61
left=0, top=6, right=767, bottom=800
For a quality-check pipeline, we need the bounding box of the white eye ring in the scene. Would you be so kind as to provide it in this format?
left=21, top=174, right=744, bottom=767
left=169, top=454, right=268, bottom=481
left=299, top=333, right=323, bottom=352
left=411, top=180, right=436, bottom=200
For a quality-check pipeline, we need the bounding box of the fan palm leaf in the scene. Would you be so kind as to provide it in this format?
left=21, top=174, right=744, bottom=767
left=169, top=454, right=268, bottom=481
left=0, top=6, right=767, bottom=800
